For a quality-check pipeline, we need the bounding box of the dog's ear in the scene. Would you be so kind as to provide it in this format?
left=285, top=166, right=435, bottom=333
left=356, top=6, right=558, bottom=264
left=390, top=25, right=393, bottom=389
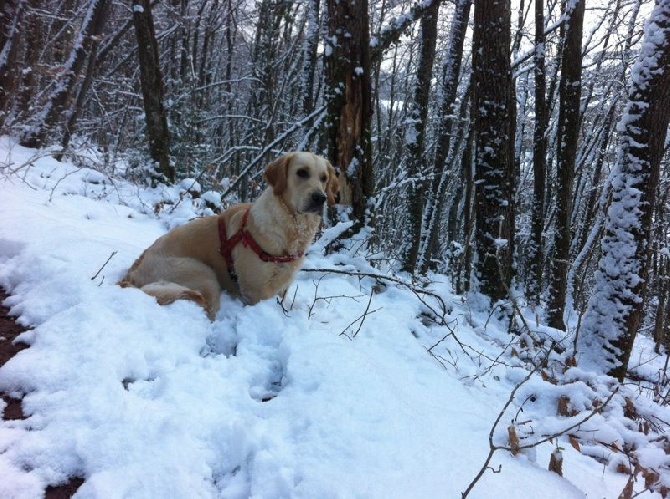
left=263, top=153, right=293, bottom=196
left=326, top=162, right=340, bottom=206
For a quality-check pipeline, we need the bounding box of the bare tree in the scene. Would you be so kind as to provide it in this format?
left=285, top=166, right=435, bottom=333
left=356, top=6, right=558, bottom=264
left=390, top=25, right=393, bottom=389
left=419, top=0, right=472, bottom=276
left=580, top=0, right=670, bottom=381
left=527, top=0, right=548, bottom=305
left=402, top=0, right=439, bottom=272
left=246, top=0, right=292, bottom=149
left=568, top=0, right=643, bottom=313
left=131, top=0, right=174, bottom=182
left=19, top=0, right=111, bottom=149
left=324, top=0, right=373, bottom=226
left=471, top=0, right=516, bottom=302
left=0, top=0, right=26, bottom=128
left=546, top=0, right=585, bottom=330
left=301, top=0, right=321, bottom=118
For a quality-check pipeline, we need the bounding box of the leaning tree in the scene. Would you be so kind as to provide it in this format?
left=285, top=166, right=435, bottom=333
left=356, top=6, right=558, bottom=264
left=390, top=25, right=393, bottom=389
left=579, top=0, right=670, bottom=381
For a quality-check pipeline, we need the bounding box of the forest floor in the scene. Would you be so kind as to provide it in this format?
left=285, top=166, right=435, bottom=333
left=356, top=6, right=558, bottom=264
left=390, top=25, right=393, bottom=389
left=1, top=136, right=665, bottom=498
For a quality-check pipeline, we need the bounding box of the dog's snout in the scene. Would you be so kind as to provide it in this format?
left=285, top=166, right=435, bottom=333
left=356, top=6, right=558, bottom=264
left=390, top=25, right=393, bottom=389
left=311, top=191, right=327, bottom=206
left=304, top=191, right=327, bottom=213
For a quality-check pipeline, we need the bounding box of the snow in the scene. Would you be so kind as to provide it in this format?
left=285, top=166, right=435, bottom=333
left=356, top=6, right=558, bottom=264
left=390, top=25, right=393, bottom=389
left=202, top=190, right=222, bottom=209
left=180, top=177, right=202, bottom=194
left=0, top=138, right=666, bottom=498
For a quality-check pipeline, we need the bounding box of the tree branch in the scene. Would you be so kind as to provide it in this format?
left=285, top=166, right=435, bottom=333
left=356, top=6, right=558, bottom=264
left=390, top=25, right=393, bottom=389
left=370, top=0, right=445, bottom=62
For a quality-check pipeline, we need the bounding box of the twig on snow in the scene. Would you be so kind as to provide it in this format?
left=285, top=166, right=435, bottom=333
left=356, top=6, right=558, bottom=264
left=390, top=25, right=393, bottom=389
left=91, top=250, right=118, bottom=283
left=339, top=289, right=380, bottom=340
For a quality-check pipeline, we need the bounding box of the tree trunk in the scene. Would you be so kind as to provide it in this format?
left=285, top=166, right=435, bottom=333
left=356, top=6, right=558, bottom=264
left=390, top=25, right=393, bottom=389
left=55, top=39, right=101, bottom=161
left=245, top=0, right=292, bottom=156
left=528, top=0, right=548, bottom=305
left=0, top=0, right=25, bottom=128
left=654, top=268, right=668, bottom=354
left=471, top=0, right=516, bottom=302
left=324, top=0, right=373, bottom=226
left=403, top=0, right=439, bottom=273
left=13, top=0, right=40, bottom=126
left=131, top=0, right=174, bottom=183
left=546, top=0, right=585, bottom=330
left=458, top=118, right=475, bottom=295
left=301, top=0, right=320, bottom=117
left=580, top=0, right=670, bottom=381
left=420, top=0, right=472, bottom=275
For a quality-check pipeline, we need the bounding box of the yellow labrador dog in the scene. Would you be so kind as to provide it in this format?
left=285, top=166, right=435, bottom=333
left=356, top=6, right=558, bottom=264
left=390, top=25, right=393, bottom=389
left=119, top=152, right=339, bottom=319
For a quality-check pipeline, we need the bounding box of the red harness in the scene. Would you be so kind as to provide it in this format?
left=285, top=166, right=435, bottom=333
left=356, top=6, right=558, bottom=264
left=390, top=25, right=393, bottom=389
left=218, top=208, right=303, bottom=278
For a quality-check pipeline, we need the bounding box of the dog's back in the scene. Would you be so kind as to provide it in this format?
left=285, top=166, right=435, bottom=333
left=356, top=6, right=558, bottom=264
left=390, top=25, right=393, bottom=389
left=119, top=214, right=238, bottom=319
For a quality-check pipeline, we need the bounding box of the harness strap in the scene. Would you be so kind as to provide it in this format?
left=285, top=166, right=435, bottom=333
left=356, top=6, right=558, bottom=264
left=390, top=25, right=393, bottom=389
left=218, top=216, right=241, bottom=271
left=218, top=209, right=304, bottom=279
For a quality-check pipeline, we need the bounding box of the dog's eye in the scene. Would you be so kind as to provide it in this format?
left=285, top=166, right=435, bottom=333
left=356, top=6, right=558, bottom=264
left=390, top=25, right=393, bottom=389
left=320, top=174, right=328, bottom=183
left=297, top=169, right=309, bottom=179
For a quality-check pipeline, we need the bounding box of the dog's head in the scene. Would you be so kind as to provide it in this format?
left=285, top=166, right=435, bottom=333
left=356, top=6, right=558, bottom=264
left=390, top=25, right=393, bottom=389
left=263, top=152, right=339, bottom=214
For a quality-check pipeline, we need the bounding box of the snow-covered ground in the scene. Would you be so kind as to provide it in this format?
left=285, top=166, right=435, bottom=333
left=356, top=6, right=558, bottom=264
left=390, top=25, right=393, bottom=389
left=0, top=138, right=666, bottom=498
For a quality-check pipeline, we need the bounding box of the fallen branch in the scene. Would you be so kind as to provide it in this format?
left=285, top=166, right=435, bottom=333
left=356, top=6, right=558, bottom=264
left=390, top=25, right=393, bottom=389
left=302, top=267, right=452, bottom=327
left=340, top=289, right=380, bottom=339
left=461, top=359, right=538, bottom=498
left=462, top=362, right=618, bottom=498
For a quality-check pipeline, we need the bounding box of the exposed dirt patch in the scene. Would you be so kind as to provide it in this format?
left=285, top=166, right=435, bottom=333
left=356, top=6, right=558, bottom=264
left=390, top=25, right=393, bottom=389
left=1, top=288, right=85, bottom=497
left=0, top=289, right=29, bottom=367
left=45, top=478, right=86, bottom=499
left=0, top=288, right=28, bottom=420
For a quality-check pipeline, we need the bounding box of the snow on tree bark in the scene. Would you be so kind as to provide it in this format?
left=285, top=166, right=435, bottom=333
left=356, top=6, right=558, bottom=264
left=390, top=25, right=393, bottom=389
left=18, top=0, right=111, bottom=149
left=403, top=1, right=439, bottom=273
left=471, top=0, right=516, bottom=302
left=324, top=0, right=373, bottom=226
left=579, top=0, right=670, bottom=381
left=418, top=0, right=472, bottom=276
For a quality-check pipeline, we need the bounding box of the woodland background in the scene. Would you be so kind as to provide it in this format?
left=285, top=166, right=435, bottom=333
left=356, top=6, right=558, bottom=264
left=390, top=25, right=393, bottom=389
left=1, top=0, right=669, bottom=382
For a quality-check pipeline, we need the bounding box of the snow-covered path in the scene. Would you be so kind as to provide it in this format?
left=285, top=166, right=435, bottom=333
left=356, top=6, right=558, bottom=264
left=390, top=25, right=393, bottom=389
left=0, top=140, right=647, bottom=497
